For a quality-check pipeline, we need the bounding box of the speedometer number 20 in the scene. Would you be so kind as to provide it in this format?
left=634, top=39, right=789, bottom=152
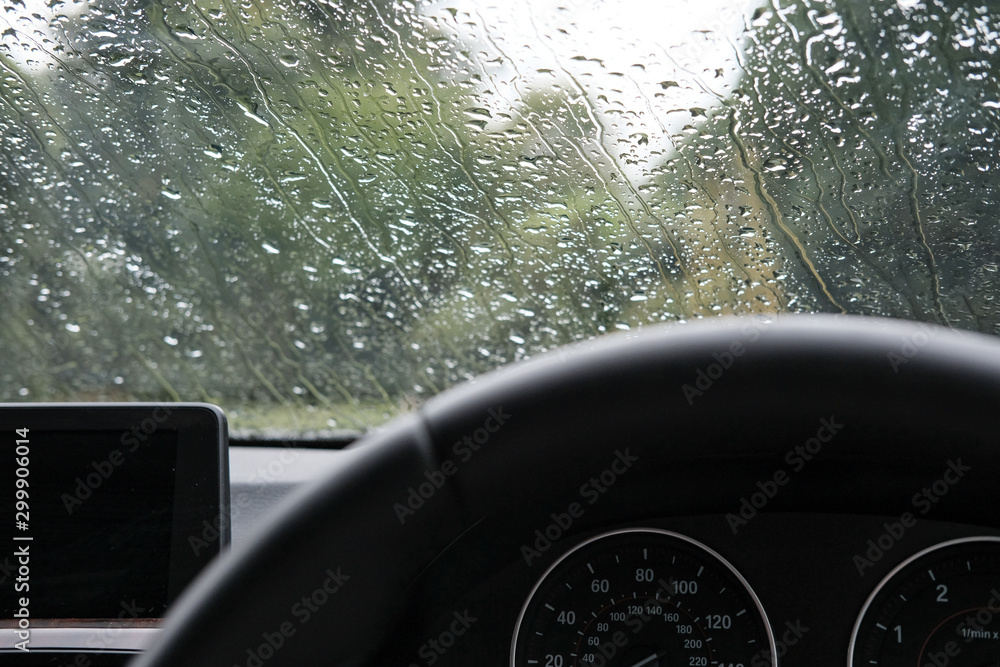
left=511, top=528, right=776, bottom=667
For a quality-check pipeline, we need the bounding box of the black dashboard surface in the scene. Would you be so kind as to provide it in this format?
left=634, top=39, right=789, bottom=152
left=382, top=512, right=1000, bottom=666
left=129, top=317, right=1000, bottom=667
left=228, top=436, right=1000, bottom=667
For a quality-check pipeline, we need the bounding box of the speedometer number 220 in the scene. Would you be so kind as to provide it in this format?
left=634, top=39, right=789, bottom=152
left=511, top=528, right=776, bottom=667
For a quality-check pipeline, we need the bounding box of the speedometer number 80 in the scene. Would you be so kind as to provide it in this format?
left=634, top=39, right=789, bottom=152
left=511, top=528, right=776, bottom=667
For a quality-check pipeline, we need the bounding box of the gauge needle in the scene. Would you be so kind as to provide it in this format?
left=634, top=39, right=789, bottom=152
left=626, top=652, right=662, bottom=667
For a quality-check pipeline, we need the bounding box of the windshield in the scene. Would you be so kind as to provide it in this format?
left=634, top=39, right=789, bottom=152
left=2, top=0, right=997, bottom=436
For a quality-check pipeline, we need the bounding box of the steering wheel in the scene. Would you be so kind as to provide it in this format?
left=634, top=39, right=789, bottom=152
left=132, top=315, right=1000, bottom=666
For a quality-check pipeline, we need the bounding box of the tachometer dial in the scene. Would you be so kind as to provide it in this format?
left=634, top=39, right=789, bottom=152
left=849, top=536, right=1000, bottom=667
left=511, top=528, right=775, bottom=667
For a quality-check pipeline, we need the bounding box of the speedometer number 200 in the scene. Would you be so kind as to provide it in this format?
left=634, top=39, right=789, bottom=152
left=511, top=529, right=776, bottom=667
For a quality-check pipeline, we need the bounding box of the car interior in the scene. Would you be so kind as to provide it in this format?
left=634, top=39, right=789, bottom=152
left=2, top=0, right=1000, bottom=666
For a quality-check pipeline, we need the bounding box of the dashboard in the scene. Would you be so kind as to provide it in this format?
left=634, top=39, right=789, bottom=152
left=8, top=316, right=1000, bottom=667
left=381, top=516, right=1000, bottom=667
left=236, top=437, right=1000, bottom=667
left=217, top=316, right=1000, bottom=667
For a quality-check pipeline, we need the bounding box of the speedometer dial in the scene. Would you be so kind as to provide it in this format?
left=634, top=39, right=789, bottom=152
left=511, top=528, right=776, bottom=667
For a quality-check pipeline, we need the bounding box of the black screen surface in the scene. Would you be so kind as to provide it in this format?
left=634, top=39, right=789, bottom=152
left=2, top=429, right=178, bottom=619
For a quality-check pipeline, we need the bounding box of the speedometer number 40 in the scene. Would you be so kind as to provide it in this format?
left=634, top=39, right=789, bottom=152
left=511, top=528, right=776, bottom=667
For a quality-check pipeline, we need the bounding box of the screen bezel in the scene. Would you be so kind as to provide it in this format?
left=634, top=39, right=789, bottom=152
left=0, top=403, right=229, bottom=620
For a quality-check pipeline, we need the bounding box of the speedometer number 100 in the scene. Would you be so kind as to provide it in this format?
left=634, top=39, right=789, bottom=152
left=511, top=529, right=776, bottom=667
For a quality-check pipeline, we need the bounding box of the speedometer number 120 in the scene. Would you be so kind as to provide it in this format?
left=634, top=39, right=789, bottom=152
left=511, top=528, right=776, bottom=667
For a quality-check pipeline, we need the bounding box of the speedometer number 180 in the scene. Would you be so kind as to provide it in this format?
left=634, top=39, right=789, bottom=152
left=511, top=528, right=776, bottom=667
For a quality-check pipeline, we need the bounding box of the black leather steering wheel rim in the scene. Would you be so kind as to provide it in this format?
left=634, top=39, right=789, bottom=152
left=132, top=315, right=1000, bottom=666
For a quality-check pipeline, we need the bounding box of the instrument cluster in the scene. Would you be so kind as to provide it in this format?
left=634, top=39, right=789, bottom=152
left=382, top=512, right=1000, bottom=667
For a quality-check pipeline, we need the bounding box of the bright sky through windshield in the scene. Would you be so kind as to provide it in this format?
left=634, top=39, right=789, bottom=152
left=2, top=0, right=89, bottom=70
left=426, top=0, right=755, bottom=179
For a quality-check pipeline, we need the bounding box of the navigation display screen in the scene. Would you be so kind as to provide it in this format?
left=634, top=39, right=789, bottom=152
left=1, top=430, right=178, bottom=619
left=0, top=404, right=227, bottom=629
